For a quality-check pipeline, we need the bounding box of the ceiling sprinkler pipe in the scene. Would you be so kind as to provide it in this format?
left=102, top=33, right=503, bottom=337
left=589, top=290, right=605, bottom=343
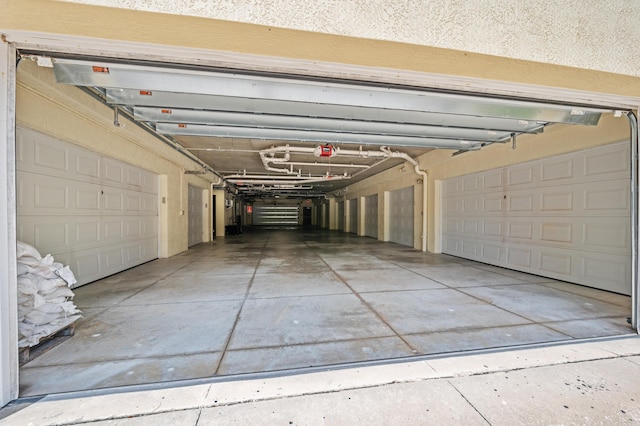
left=225, top=174, right=326, bottom=180
left=227, top=175, right=350, bottom=185
left=258, top=144, right=393, bottom=176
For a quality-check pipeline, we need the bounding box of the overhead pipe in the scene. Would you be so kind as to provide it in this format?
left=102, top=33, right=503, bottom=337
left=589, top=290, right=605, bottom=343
left=259, top=144, right=400, bottom=176
left=225, top=174, right=323, bottom=180
left=226, top=175, right=350, bottom=186
left=260, top=145, right=312, bottom=175
left=268, top=160, right=370, bottom=169
left=242, top=185, right=314, bottom=191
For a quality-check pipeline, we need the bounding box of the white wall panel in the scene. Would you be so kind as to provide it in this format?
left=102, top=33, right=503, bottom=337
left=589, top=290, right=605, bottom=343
left=16, top=127, right=158, bottom=286
left=442, top=141, right=631, bottom=294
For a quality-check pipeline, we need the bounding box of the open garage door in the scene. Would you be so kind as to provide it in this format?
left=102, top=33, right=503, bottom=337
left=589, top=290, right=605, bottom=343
left=442, top=141, right=631, bottom=295
left=16, top=127, right=159, bottom=287
left=364, top=194, right=379, bottom=238
left=389, top=186, right=414, bottom=247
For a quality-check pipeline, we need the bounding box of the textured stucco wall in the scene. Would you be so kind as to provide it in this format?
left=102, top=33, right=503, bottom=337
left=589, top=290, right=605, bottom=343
left=64, top=0, right=640, bottom=77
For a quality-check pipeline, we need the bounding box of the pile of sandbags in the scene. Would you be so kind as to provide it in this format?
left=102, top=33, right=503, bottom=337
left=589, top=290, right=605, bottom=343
left=16, top=241, right=81, bottom=348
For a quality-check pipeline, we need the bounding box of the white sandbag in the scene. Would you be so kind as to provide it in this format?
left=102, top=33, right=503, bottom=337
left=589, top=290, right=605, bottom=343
left=39, top=254, right=54, bottom=266
left=17, top=304, right=31, bottom=320
left=35, top=301, right=78, bottom=315
left=17, top=275, right=38, bottom=295
left=18, top=321, right=35, bottom=338
left=19, top=328, right=53, bottom=348
left=16, top=255, right=42, bottom=267
left=36, top=277, right=67, bottom=295
left=24, top=310, right=60, bottom=326
left=45, top=296, right=67, bottom=305
left=30, top=263, right=63, bottom=280
left=62, top=302, right=79, bottom=315
left=56, top=265, right=77, bottom=287
left=16, top=241, right=42, bottom=260
left=19, top=314, right=82, bottom=348
left=61, top=301, right=80, bottom=315
left=33, top=293, right=46, bottom=308
left=16, top=262, right=35, bottom=276
left=34, top=302, right=64, bottom=314
left=43, top=286, right=75, bottom=301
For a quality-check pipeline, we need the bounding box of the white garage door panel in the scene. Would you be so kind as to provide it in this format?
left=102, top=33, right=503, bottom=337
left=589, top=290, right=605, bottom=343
left=502, top=216, right=630, bottom=253
left=18, top=130, right=99, bottom=184
left=348, top=199, right=357, bottom=233
left=17, top=127, right=159, bottom=287
left=103, top=157, right=158, bottom=193
left=18, top=205, right=158, bottom=250
left=188, top=185, right=204, bottom=247
left=581, top=253, right=629, bottom=292
left=364, top=194, right=378, bottom=238
left=337, top=201, right=345, bottom=231
left=504, top=180, right=629, bottom=217
left=502, top=243, right=630, bottom=294
left=442, top=141, right=631, bottom=294
left=389, top=186, right=414, bottom=247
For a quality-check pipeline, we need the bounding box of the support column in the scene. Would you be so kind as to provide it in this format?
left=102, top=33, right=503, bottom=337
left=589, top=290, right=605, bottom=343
left=358, top=196, right=366, bottom=236
left=382, top=191, right=390, bottom=242
left=328, top=198, right=337, bottom=230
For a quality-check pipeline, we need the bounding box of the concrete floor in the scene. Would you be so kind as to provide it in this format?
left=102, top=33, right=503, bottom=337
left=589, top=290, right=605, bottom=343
left=19, top=229, right=633, bottom=396
left=5, top=337, right=640, bottom=425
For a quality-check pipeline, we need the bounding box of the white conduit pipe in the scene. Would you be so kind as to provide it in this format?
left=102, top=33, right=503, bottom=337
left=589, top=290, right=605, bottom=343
left=226, top=177, right=350, bottom=185
left=225, top=175, right=325, bottom=180
left=210, top=175, right=226, bottom=191
left=260, top=145, right=313, bottom=175
left=259, top=145, right=386, bottom=175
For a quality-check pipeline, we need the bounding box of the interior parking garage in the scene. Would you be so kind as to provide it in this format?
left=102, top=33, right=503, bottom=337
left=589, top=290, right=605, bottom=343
left=1, top=2, right=639, bottom=405
left=9, top=54, right=635, bottom=396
